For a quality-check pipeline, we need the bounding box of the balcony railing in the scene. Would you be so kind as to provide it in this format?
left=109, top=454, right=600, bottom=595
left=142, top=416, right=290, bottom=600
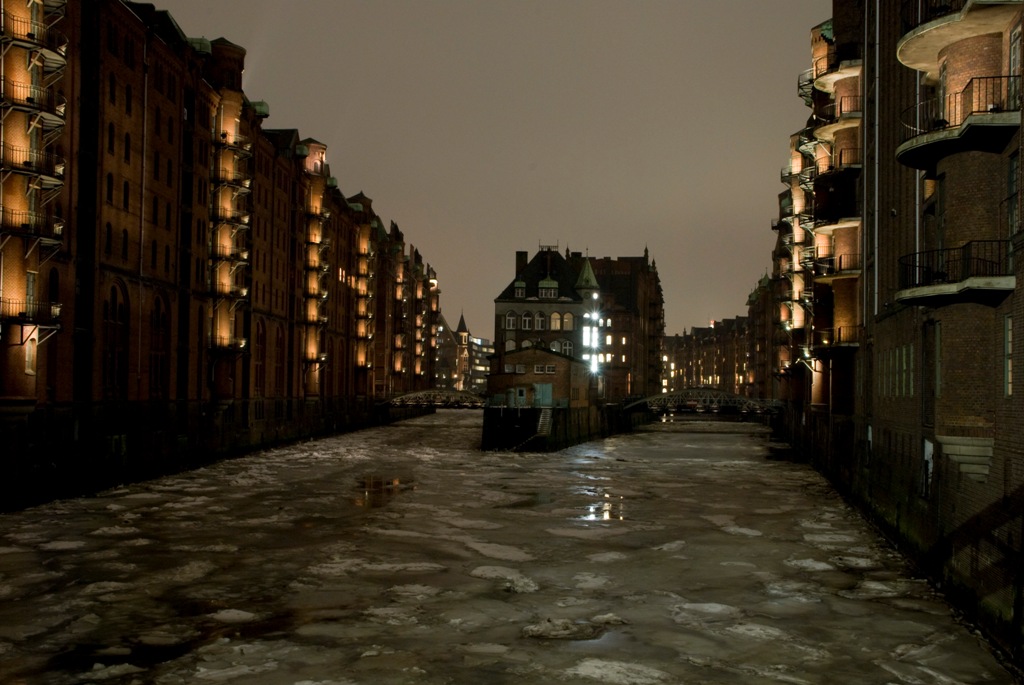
left=0, top=12, right=69, bottom=57
left=813, top=325, right=863, bottom=347
left=815, top=253, right=863, bottom=276
left=822, top=95, right=863, bottom=120
left=1, top=143, right=65, bottom=179
left=899, top=75, right=1021, bottom=144
left=900, top=0, right=967, bottom=35
left=1, top=78, right=66, bottom=119
left=213, top=335, right=247, bottom=350
left=0, top=207, right=63, bottom=240
left=0, top=298, right=62, bottom=324
left=898, top=240, right=1012, bottom=289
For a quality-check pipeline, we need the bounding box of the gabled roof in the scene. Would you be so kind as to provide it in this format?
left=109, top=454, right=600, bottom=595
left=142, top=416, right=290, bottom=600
left=495, top=249, right=585, bottom=303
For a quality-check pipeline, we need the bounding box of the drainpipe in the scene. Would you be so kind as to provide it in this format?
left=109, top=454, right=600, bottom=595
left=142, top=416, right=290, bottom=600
left=137, top=34, right=149, bottom=395
left=873, top=0, right=880, bottom=318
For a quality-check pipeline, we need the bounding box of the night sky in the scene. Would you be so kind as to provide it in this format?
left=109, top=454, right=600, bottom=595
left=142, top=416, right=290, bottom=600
left=152, top=0, right=830, bottom=338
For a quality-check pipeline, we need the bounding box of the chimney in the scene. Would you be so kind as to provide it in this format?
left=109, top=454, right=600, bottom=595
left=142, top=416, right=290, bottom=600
left=516, top=251, right=528, bottom=275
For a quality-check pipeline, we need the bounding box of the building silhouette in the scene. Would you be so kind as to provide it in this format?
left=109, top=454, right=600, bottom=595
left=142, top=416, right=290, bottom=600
left=0, top=0, right=438, bottom=505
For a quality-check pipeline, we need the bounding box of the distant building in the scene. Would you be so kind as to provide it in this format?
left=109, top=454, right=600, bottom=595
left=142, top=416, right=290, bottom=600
left=490, top=245, right=663, bottom=404
left=434, top=312, right=492, bottom=395
left=662, top=318, right=749, bottom=396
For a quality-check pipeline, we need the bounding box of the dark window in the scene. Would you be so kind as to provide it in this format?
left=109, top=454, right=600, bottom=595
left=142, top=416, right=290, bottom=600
left=105, top=223, right=112, bottom=254
left=124, top=133, right=130, bottom=163
left=122, top=181, right=129, bottom=210
left=107, top=123, right=115, bottom=154
left=106, top=174, right=114, bottom=203
left=150, top=240, right=157, bottom=269
left=121, top=229, right=129, bottom=260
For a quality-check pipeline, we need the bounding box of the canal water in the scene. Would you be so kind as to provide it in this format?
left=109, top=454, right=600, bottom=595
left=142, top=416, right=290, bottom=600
left=0, top=411, right=1016, bottom=684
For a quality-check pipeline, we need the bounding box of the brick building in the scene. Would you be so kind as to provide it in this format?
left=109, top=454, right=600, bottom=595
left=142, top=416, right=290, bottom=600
left=754, top=0, right=1024, bottom=656
left=662, top=318, right=750, bottom=396
left=490, top=246, right=664, bottom=405
left=0, top=0, right=439, bottom=505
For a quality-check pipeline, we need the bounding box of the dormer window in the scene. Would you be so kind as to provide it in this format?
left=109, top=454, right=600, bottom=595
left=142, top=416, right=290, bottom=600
left=514, top=280, right=526, bottom=298
left=539, top=287, right=558, bottom=298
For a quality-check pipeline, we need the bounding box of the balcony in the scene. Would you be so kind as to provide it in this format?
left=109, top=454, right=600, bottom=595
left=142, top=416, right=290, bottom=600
left=899, top=0, right=1022, bottom=76
left=814, top=253, right=862, bottom=282
left=1, top=143, right=65, bottom=187
left=211, top=168, right=252, bottom=193
left=0, top=207, right=63, bottom=243
left=211, top=243, right=249, bottom=264
left=210, top=206, right=250, bottom=228
left=896, top=239, right=1014, bottom=306
left=813, top=46, right=863, bottom=94
left=0, top=298, right=62, bottom=325
left=812, top=325, right=863, bottom=351
left=212, top=335, right=248, bottom=351
left=897, top=75, right=1020, bottom=169
left=215, top=131, right=252, bottom=156
left=1, top=78, right=66, bottom=132
left=814, top=96, right=863, bottom=142
left=0, top=13, right=68, bottom=78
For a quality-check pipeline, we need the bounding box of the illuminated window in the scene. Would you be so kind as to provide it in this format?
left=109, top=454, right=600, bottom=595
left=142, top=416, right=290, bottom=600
left=551, top=313, right=562, bottom=330
left=563, top=313, right=574, bottom=331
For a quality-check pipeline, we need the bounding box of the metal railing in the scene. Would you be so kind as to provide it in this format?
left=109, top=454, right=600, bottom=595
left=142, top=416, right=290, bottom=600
left=0, top=207, right=63, bottom=239
left=815, top=253, right=863, bottom=276
left=900, top=0, right=967, bottom=35
left=813, top=325, right=863, bottom=347
left=900, top=75, right=1021, bottom=144
left=1, top=78, right=66, bottom=118
left=898, top=240, right=1012, bottom=289
left=0, top=298, right=62, bottom=323
left=1, top=143, right=65, bottom=178
left=0, top=12, right=68, bottom=56
left=822, top=95, right=864, bottom=121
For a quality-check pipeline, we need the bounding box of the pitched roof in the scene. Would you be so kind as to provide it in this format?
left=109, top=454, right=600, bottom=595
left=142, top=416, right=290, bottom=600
left=494, top=249, right=586, bottom=302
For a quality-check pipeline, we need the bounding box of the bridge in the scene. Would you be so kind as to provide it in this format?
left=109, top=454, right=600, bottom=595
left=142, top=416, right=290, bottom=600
left=385, top=389, right=486, bottom=408
left=624, top=388, right=782, bottom=414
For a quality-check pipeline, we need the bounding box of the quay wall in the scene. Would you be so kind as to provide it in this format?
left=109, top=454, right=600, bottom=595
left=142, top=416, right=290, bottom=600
left=0, top=400, right=431, bottom=512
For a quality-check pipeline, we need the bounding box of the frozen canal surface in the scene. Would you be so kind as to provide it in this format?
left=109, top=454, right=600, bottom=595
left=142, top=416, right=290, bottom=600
left=0, top=411, right=1017, bottom=684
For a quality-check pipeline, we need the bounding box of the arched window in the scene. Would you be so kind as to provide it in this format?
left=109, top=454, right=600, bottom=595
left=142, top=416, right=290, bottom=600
left=522, top=340, right=533, bottom=349
left=107, top=123, right=115, bottom=154
left=550, top=312, right=562, bottom=331
left=103, top=284, right=130, bottom=399
left=504, top=339, right=516, bottom=352
left=550, top=341, right=560, bottom=352
left=106, top=174, right=114, bottom=203
left=535, top=312, right=547, bottom=330
left=563, top=313, right=574, bottom=331
left=255, top=320, right=266, bottom=396
left=104, top=223, right=112, bottom=254
left=505, top=311, right=517, bottom=330
left=521, top=312, right=532, bottom=330
left=149, top=296, right=169, bottom=399
left=124, top=133, right=130, bottom=162
left=122, top=181, right=130, bottom=210
left=562, top=340, right=574, bottom=357
left=275, top=326, right=286, bottom=396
